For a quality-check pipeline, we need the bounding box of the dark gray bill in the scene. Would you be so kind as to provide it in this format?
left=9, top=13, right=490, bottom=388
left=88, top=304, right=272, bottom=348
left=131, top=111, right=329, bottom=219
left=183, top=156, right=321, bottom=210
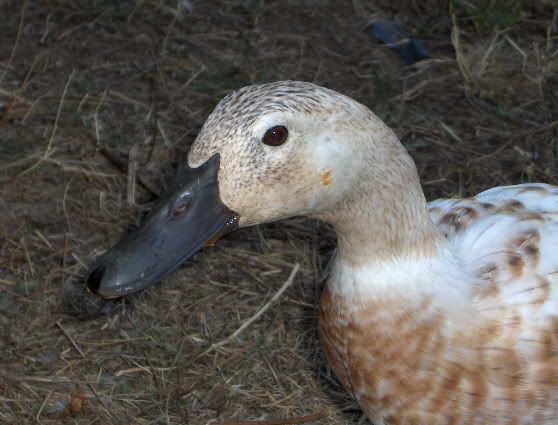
left=86, top=154, right=239, bottom=299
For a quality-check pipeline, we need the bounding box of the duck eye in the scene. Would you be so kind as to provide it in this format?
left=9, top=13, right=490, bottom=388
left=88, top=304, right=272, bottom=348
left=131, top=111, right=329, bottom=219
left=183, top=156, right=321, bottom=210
left=171, top=195, right=193, bottom=220
left=262, top=125, right=288, bottom=146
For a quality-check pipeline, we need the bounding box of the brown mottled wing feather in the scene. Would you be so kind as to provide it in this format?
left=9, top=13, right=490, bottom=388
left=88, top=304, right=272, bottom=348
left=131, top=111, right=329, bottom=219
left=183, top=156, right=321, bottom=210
left=428, top=183, right=558, bottom=424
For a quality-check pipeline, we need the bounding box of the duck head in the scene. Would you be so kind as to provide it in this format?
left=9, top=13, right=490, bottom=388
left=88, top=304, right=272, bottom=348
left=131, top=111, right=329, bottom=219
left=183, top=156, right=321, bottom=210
left=87, top=81, right=428, bottom=299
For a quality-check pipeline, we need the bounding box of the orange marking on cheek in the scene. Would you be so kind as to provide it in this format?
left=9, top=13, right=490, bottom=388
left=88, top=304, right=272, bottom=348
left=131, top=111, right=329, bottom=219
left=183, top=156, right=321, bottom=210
left=321, top=170, right=333, bottom=186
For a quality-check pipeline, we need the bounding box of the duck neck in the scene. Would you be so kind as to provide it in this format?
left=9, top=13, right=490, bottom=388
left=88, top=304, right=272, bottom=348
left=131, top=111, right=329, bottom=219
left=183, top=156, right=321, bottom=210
left=322, top=193, right=473, bottom=324
left=319, top=147, right=444, bottom=266
left=316, top=141, right=473, bottom=314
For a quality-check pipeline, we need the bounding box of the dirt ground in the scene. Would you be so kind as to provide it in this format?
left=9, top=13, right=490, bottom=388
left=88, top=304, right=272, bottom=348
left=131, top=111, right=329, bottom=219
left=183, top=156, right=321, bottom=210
left=1, top=1, right=557, bottom=424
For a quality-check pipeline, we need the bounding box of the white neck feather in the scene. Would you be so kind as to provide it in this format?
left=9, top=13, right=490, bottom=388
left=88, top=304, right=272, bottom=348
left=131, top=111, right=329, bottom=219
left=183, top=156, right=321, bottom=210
left=318, top=114, right=474, bottom=320
left=328, top=244, right=474, bottom=320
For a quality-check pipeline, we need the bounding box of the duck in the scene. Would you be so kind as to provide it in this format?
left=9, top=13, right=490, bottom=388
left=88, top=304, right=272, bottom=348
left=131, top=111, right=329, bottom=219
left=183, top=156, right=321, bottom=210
left=86, top=81, right=558, bottom=425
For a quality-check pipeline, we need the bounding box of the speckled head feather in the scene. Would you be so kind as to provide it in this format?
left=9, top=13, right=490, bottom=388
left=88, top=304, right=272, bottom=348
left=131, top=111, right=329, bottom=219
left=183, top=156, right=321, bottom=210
left=188, top=81, right=362, bottom=176
left=188, top=81, right=370, bottom=224
left=191, top=81, right=353, bottom=146
left=188, top=81, right=437, bottom=263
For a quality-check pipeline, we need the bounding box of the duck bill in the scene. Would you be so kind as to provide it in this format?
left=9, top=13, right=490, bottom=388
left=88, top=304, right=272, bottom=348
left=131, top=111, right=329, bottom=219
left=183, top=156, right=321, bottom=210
left=86, top=154, right=239, bottom=299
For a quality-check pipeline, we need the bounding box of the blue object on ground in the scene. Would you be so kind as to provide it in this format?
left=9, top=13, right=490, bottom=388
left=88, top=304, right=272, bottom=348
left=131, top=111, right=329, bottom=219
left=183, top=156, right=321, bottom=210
left=369, top=19, right=431, bottom=64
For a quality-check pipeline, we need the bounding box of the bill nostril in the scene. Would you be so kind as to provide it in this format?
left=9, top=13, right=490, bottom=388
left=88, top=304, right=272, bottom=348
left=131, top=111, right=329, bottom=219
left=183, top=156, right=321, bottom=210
left=87, top=266, right=105, bottom=294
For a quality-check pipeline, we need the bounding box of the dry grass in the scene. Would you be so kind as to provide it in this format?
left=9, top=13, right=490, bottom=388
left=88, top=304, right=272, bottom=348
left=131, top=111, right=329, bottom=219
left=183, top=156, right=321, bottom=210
left=1, top=0, right=557, bottom=424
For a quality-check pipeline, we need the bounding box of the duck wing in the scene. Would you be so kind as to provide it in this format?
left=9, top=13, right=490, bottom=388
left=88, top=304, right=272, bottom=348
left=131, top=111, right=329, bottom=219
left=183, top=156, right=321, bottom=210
left=428, top=183, right=558, bottom=288
left=428, top=184, right=558, bottom=420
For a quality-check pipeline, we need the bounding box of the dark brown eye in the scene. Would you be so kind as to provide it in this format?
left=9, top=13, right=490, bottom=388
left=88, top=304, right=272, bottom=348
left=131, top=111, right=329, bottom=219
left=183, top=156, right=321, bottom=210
left=262, top=125, right=288, bottom=146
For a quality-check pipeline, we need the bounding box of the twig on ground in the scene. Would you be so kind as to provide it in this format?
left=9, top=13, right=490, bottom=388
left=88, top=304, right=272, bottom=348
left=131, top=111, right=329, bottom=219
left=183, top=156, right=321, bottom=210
left=35, top=389, right=52, bottom=425
left=195, top=263, right=300, bottom=360
left=94, top=89, right=108, bottom=145
left=96, top=145, right=159, bottom=198
left=182, top=342, right=257, bottom=396
left=56, top=320, right=86, bottom=358
left=115, top=366, right=175, bottom=377
left=213, top=410, right=328, bottom=425
left=18, top=69, right=76, bottom=176
left=0, top=0, right=26, bottom=86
